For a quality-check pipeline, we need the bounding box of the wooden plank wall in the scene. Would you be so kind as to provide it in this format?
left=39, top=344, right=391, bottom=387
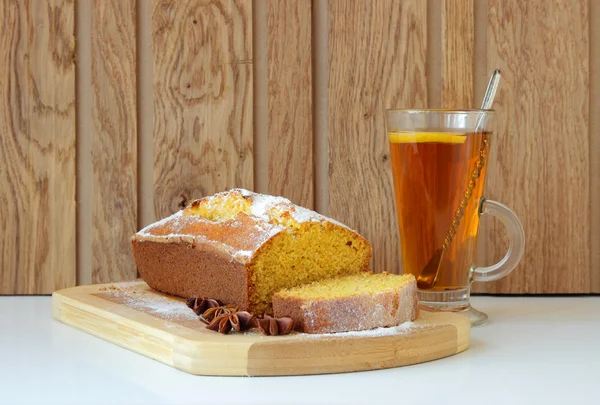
left=266, top=0, right=313, bottom=208
left=441, top=0, right=474, bottom=109
left=0, top=0, right=598, bottom=294
left=591, top=0, right=600, bottom=293
left=0, top=0, right=76, bottom=294
left=91, top=0, right=137, bottom=283
left=474, top=0, right=591, bottom=294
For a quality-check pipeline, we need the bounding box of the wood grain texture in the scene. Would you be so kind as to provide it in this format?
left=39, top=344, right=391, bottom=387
left=426, top=0, right=441, bottom=109
left=152, top=0, right=253, bottom=219
left=91, top=0, right=137, bottom=283
left=590, top=0, right=600, bottom=293
left=53, top=280, right=470, bottom=376
left=75, top=0, right=93, bottom=286
left=252, top=0, right=268, bottom=195
left=327, top=0, right=427, bottom=273
left=474, top=0, right=590, bottom=293
left=137, top=0, right=157, bottom=229
left=266, top=0, right=313, bottom=208
left=441, top=0, right=474, bottom=108
left=313, top=0, right=329, bottom=214
left=0, top=0, right=76, bottom=294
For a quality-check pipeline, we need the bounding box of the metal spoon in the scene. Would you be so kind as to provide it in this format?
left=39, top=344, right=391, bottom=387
left=417, top=70, right=501, bottom=290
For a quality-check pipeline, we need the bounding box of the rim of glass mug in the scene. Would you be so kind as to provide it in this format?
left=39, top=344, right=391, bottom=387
left=385, top=109, right=495, bottom=132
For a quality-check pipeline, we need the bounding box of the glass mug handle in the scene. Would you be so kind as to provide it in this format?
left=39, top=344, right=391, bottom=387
left=472, top=199, right=525, bottom=282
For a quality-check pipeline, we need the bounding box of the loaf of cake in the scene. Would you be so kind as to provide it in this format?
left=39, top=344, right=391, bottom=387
left=272, top=272, right=418, bottom=334
left=131, top=189, right=372, bottom=315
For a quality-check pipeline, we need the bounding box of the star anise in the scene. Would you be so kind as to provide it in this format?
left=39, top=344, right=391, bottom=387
left=257, top=315, right=295, bottom=336
left=206, top=311, right=254, bottom=334
left=200, top=304, right=240, bottom=324
left=185, top=297, right=221, bottom=316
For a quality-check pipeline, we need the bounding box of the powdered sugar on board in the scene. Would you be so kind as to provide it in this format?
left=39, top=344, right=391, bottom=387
left=96, top=282, right=200, bottom=323
left=298, top=321, right=419, bottom=339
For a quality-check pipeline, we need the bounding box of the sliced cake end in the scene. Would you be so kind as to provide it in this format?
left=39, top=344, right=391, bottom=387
left=272, top=272, right=419, bottom=334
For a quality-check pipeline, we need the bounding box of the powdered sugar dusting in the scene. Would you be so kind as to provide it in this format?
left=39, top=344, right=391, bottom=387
left=134, top=211, right=216, bottom=243
left=248, top=192, right=288, bottom=220
left=232, top=249, right=253, bottom=261
left=290, top=205, right=325, bottom=223
left=97, top=282, right=200, bottom=322
left=291, top=205, right=352, bottom=230
left=239, top=188, right=253, bottom=198
left=301, top=321, right=418, bottom=338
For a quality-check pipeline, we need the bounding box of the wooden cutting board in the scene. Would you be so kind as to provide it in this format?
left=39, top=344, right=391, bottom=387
left=52, top=281, right=470, bottom=376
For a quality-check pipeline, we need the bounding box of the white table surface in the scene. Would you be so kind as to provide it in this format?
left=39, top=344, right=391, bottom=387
left=1, top=296, right=598, bottom=405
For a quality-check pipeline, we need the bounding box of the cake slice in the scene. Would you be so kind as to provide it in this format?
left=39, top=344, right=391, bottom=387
left=131, top=189, right=372, bottom=315
left=272, top=273, right=418, bottom=334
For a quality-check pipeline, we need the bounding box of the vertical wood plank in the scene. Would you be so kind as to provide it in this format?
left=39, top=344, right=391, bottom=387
left=441, top=0, right=474, bottom=108
left=266, top=0, right=313, bottom=208
left=91, top=0, right=137, bottom=283
left=152, top=0, right=253, bottom=219
left=76, top=0, right=93, bottom=286
left=137, top=0, right=157, bottom=229
left=590, top=0, right=600, bottom=293
left=252, top=0, right=268, bottom=195
left=473, top=0, right=489, bottom=106
left=476, top=0, right=590, bottom=293
left=0, top=0, right=76, bottom=293
left=426, top=0, right=441, bottom=109
left=327, top=0, right=427, bottom=273
left=313, top=0, right=329, bottom=214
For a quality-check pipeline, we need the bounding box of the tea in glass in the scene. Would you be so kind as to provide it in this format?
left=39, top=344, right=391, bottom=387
left=385, top=110, right=524, bottom=325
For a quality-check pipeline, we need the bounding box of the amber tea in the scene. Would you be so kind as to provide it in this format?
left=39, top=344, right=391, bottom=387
left=389, top=131, right=490, bottom=291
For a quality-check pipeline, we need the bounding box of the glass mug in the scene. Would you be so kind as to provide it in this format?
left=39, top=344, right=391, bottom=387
left=385, top=109, right=525, bottom=325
